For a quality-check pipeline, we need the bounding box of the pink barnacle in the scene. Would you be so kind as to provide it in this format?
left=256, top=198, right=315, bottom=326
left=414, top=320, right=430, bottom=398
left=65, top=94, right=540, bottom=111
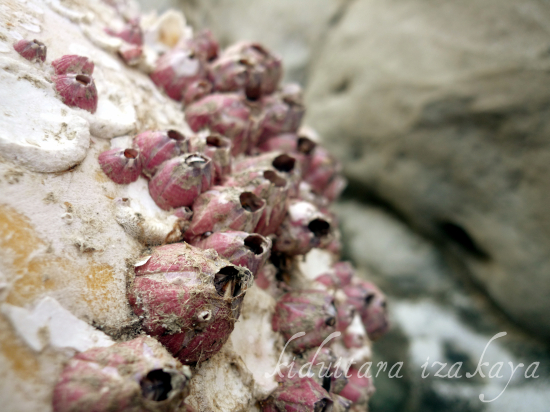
left=251, top=83, right=305, bottom=148
left=52, top=73, right=98, bottom=113
left=13, top=39, right=47, bottom=63
left=51, top=54, right=94, bottom=75
left=185, top=93, right=252, bottom=156
left=316, top=261, right=355, bottom=290
left=133, top=129, right=190, bottom=178
left=98, top=148, right=142, bottom=184
left=233, top=151, right=301, bottom=197
left=262, top=375, right=333, bottom=412
left=150, top=48, right=208, bottom=101
left=148, top=153, right=212, bottom=210
left=258, top=132, right=317, bottom=174
left=105, top=19, right=143, bottom=46
left=189, top=133, right=232, bottom=184
left=272, top=289, right=338, bottom=353
left=52, top=336, right=189, bottom=412
left=183, top=29, right=219, bottom=62
left=304, top=146, right=343, bottom=196
left=201, top=134, right=232, bottom=184
left=208, top=41, right=282, bottom=98
left=274, top=199, right=333, bottom=256
left=224, top=168, right=290, bottom=236
left=184, top=186, right=266, bottom=242
left=343, top=279, right=389, bottom=341
left=128, top=243, right=252, bottom=364
left=118, top=43, right=143, bottom=66
left=339, top=367, right=375, bottom=405
left=183, top=79, right=213, bottom=106
left=191, top=231, right=271, bottom=277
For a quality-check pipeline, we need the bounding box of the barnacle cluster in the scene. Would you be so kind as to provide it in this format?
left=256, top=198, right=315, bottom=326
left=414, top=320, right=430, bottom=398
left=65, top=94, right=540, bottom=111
left=13, top=6, right=389, bottom=412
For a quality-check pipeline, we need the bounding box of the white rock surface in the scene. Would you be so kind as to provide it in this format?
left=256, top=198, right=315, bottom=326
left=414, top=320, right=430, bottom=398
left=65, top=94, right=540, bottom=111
left=1, top=296, right=113, bottom=352
left=0, top=57, right=90, bottom=173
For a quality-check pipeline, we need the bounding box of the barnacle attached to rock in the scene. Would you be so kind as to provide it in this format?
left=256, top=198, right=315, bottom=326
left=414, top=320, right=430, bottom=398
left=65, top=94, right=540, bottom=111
left=191, top=230, right=271, bottom=277
left=51, top=55, right=98, bottom=113
left=208, top=41, right=282, bottom=98
left=128, top=243, right=253, bottom=364
left=185, top=93, right=252, bottom=156
left=343, top=279, right=389, bottom=341
left=272, top=289, right=338, bottom=353
left=258, top=132, right=317, bottom=174
left=184, top=186, right=266, bottom=242
left=148, top=153, right=212, bottom=210
left=303, top=146, right=343, bottom=197
left=52, top=336, right=190, bottom=412
left=262, top=375, right=333, bottom=412
left=252, top=83, right=305, bottom=147
left=225, top=167, right=290, bottom=236
left=133, top=130, right=190, bottom=178
left=190, top=133, right=232, bottom=184
left=182, top=79, right=213, bottom=105
left=52, top=54, right=94, bottom=75
left=274, top=200, right=334, bottom=256
left=150, top=47, right=208, bottom=101
left=13, top=39, right=47, bottom=63
left=338, top=367, right=375, bottom=406
left=182, top=29, right=219, bottom=62
left=105, top=19, right=144, bottom=46
left=98, top=148, right=143, bottom=184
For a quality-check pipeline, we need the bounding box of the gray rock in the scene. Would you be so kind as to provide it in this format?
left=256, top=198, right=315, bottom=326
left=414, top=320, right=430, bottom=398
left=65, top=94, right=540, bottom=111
left=333, top=202, right=550, bottom=412
left=334, top=201, right=452, bottom=296
left=305, top=0, right=550, bottom=340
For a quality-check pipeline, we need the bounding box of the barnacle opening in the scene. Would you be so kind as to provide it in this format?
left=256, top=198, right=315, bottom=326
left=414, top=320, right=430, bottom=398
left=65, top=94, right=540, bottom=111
left=322, top=374, right=332, bottom=392
left=272, top=154, right=295, bottom=173
left=238, top=57, right=253, bottom=67
left=197, top=310, right=212, bottom=322
left=240, top=192, right=264, bottom=212
left=167, top=130, right=185, bottom=141
left=297, top=137, right=316, bottom=155
left=185, top=154, right=208, bottom=167
left=314, top=399, right=330, bottom=412
left=244, top=235, right=265, bottom=255
left=308, top=218, right=330, bottom=237
left=251, top=43, right=268, bottom=57
left=365, top=293, right=375, bottom=306
left=124, top=148, right=139, bottom=159
left=325, top=316, right=336, bottom=327
left=75, top=74, right=91, bottom=85
left=263, top=170, right=286, bottom=187
left=215, top=266, right=244, bottom=298
left=140, top=369, right=173, bottom=402
left=206, top=135, right=229, bottom=148
left=245, top=69, right=262, bottom=101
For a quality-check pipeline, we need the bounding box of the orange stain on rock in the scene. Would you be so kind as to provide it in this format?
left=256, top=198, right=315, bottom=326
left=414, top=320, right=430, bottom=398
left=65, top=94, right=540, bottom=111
left=0, top=317, right=40, bottom=379
left=82, top=262, right=118, bottom=317
left=0, top=205, right=59, bottom=306
left=0, top=205, right=118, bottom=310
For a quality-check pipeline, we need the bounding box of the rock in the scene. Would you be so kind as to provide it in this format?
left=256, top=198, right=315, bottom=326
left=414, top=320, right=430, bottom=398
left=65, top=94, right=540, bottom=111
left=333, top=201, right=453, bottom=296
left=333, top=201, right=550, bottom=412
left=304, top=0, right=550, bottom=340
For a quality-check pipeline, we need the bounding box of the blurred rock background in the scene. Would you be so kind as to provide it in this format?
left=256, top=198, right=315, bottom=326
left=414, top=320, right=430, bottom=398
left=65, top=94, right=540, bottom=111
left=139, top=1, right=550, bottom=410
